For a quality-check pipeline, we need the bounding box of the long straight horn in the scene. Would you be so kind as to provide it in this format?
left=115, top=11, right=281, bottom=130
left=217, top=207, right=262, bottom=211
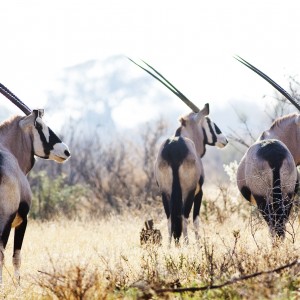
left=0, top=83, right=32, bottom=115
left=234, top=55, right=300, bottom=111
left=128, top=58, right=200, bottom=113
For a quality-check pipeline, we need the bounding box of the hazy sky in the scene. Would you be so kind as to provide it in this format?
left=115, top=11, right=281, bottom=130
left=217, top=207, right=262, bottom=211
left=1, top=1, right=300, bottom=127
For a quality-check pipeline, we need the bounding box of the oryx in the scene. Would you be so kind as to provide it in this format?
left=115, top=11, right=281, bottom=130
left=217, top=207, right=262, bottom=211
left=0, top=83, right=71, bottom=283
left=235, top=56, right=300, bottom=239
left=129, top=59, right=228, bottom=245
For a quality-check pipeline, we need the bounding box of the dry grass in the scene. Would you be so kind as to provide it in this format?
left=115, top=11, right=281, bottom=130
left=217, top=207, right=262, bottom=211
left=1, top=192, right=300, bottom=299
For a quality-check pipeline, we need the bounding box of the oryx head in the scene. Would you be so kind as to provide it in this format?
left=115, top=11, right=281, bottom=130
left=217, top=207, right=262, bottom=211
left=19, top=109, right=70, bottom=162
left=129, top=58, right=228, bottom=149
left=179, top=103, right=228, bottom=148
left=0, top=83, right=71, bottom=163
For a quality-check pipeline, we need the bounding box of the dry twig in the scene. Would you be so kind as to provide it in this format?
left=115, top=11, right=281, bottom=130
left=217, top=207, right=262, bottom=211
left=154, top=259, right=299, bottom=294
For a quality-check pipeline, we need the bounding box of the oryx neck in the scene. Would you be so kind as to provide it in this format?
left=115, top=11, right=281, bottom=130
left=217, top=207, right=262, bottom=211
left=174, top=124, right=206, bottom=158
left=260, top=113, right=300, bottom=165
left=0, top=116, right=35, bottom=174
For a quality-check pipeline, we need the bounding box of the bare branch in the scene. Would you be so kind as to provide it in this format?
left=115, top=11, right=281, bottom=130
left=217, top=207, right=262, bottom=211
left=154, top=259, right=299, bottom=294
left=227, top=130, right=251, bottom=148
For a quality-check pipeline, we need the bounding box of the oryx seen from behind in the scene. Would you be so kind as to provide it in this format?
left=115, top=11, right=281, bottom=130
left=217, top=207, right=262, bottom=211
left=235, top=56, right=300, bottom=240
left=0, top=83, right=70, bottom=283
left=130, top=59, right=228, bottom=245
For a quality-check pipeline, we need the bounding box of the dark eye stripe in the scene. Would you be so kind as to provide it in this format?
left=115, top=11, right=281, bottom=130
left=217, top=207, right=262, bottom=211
left=36, top=126, right=62, bottom=156
left=35, top=122, right=43, bottom=131
left=206, top=118, right=217, bottom=144
left=214, top=124, right=222, bottom=134
left=48, top=128, right=62, bottom=145
left=36, top=128, right=50, bottom=156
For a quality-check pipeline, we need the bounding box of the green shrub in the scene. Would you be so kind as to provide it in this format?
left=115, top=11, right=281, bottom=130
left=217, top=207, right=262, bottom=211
left=29, top=170, right=88, bottom=220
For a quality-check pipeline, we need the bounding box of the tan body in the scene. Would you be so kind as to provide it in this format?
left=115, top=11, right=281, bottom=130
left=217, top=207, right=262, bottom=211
left=237, top=114, right=299, bottom=238
left=237, top=141, right=297, bottom=203
left=0, top=111, right=70, bottom=284
left=156, top=137, right=203, bottom=201
left=235, top=56, right=300, bottom=240
left=129, top=61, right=228, bottom=245
left=155, top=104, right=228, bottom=245
left=0, top=147, right=31, bottom=226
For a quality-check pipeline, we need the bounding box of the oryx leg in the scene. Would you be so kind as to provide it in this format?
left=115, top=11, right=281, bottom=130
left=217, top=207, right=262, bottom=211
left=255, top=195, right=276, bottom=237
left=0, top=214, right=16, bottom=284
left=294, top=178, right=299, bottom=195
left=183, top=189, right=196, bottom=245
left=162, top=192, right=171, bottom=245
left=193, top=177, right=204, bottom=241
left=273, top=194, right=293, bottom=239
left=13, top=202, right=29, bottom=283
left=272, top=198, right=285, bottom=239
left=286, top=193, right=295, bottom=219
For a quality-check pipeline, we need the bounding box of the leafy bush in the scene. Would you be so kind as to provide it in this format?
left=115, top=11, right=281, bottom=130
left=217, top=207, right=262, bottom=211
left=29, top=170, right=88, bottom=220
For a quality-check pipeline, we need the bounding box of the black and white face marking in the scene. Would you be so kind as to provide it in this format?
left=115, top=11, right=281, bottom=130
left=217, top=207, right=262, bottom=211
left=32, top=112, right=70, bottom=163
left=202, top=117, right=228, bottom=148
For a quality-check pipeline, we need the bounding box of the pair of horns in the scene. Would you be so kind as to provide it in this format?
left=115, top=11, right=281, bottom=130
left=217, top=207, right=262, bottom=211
left=1, top=57, right=296, bottom=117
left=128, top=58, right=201, bottom=113
left=0, top=83, right=32, bottom=115
left=234, top=55, right=300, bottom=111
left=130, top=56, right=300, bottom=113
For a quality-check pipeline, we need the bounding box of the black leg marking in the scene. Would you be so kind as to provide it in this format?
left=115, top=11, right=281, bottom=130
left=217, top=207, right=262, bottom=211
left=193, top=190, right=203, bottom=221
left=284, top=197, right=293, bottom=221
left=162, top=192, right=170, bottom=218
left=272, top=198, right=284, bottom=238
left=2, top=213, right=16, bottom=248
left=255, top=195, right=272, bottom=227
left=241, top=186, right=251, bottom=202
left=14, top=202, right=29, bottom=252
left=273, top=196, right=292, bottom=238
left=14, top=220, right=27, bottom=253
left=254, top=194, right=288, bottom=238
left=183, top=189, right=196, bottom=219
left=193, top=176, right=204, bottom=221
left=294, top=179, right=299, bottom=195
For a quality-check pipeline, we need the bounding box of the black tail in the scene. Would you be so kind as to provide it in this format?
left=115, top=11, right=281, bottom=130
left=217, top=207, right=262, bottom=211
left=271, top=166, right=285, bottom=237
left=170, top=166, right=183, bottom=242
left=161, top=137, right=188, bottom=243
left=256, top=140, right=291, bottom=238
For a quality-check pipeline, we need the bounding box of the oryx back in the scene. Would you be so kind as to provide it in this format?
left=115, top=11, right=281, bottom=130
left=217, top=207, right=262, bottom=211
left=259, top=114, right=300, bottom=165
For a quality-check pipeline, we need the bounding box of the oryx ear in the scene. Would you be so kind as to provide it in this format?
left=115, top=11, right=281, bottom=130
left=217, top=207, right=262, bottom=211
left=37, top=109, right=44, bottom=118
left=32, top=109, right=44, bottom=127
left=33, top=109, right=44, bottom=118
left=19, top=112, right=35, bottom=129
left=195, top=103, right=209, bottom=122
left=201, top=103, right=209, bottom=116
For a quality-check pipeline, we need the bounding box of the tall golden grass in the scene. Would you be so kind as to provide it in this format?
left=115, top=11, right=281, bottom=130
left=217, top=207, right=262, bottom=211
left=1, top=188, right=300, bottom=299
